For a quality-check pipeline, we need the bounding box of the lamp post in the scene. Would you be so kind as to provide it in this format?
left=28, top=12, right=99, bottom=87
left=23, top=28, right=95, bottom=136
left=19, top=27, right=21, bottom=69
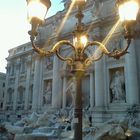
left=26, top=0, right=139, bottom=139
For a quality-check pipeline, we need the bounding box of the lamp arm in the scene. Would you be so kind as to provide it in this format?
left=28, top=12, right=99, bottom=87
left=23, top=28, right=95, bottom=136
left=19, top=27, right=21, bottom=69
left=30, top=37, right=75, bottom=64
left=82, top=41, right=107, bottom=66
left=51, top=40, right=76, bottom=52
left=84, top=53, right=103, bottom=66
left=108, top=38, right=131, bottom=59
left=82, top=41, right=110, bottom=55
left=51, top=40, right=75, bottom=65
left=56, top=50, right=74, bottom=65
left=30, top=36, right=54, bottom=57
left=82, top=38, right=131, bottom=61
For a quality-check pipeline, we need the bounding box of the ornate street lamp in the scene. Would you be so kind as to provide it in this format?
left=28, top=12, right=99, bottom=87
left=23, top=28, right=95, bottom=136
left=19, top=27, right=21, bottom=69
left=26, top=0, right=139, bottom=139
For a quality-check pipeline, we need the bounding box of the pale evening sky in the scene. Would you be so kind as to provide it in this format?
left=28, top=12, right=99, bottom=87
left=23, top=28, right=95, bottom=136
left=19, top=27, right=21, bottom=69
left=0, top=0, right=64, bottom=73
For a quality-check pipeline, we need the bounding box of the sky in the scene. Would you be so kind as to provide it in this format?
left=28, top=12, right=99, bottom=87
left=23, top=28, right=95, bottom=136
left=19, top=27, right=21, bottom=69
left=0, top=0, right=64, bottom=73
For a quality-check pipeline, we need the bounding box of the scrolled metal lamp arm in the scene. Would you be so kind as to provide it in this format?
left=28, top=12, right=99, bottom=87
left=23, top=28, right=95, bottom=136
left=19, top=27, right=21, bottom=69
left=82, top=41, right=107, bottom=66
left=52, top=40, right=75, bottom=65
left=30, top=33, right=75, bottom=65
left=108, top=38, right=131, bottom=59
left=30, top=36, right=53, bottom=57
left=82, top=36, right=131, bottom=66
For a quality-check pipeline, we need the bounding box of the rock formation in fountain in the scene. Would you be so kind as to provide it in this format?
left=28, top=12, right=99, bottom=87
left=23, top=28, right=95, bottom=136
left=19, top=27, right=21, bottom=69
left=83, top=105, right=140, bottom=140
left=3, top=105, right=140, bottom=140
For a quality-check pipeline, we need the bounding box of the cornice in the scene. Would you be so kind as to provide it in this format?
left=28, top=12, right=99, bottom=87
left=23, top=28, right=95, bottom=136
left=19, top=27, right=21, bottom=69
left=6, top=49, right=34, bottom=61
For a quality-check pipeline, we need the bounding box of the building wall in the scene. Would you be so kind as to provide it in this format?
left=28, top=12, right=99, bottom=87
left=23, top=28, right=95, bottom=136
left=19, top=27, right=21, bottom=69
left=0, top=72, right=6, bottom=110
left=3, top=0, right=140, bottom=124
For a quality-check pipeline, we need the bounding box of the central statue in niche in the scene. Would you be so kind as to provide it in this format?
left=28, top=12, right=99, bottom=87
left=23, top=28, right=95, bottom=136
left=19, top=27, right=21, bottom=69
left=110, top=70, right=126, bottom=103
left=66, top=77, right=76, bottom=108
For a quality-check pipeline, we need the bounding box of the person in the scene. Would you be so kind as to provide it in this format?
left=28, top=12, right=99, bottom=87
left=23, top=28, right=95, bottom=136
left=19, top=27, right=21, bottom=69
left=110, top=71, right=125, bottom=102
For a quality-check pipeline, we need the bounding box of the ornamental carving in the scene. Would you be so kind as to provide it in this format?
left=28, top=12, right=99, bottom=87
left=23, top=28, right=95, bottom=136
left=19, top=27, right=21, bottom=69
left=44, top=57, right=53, bottom=71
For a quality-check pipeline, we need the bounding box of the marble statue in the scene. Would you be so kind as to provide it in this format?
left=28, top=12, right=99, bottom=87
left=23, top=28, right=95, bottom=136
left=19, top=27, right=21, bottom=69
left=66, top=78, right=76, bottom=108
left=83, top=109, right=91, bottom=129
left=81, top=105, right=140, bottom=140
left=45, top=57, right=53, bottom=71
left=43, top=81, right=52, bottom=105
left=91, top=0, right=103, bottom=17
left=110, top=71, right=125, bottom=102
left=4, top=112, right=39, bottom=135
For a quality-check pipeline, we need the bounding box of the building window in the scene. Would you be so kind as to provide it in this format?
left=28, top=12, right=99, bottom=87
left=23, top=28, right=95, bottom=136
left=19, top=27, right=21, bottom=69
left=0, top=103, right=3, bottom=108
left=3, top=83, right=5, bottom=87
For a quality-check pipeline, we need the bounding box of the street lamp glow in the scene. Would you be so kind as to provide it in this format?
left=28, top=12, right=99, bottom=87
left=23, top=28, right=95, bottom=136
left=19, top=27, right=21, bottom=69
left=74, top=0, right=87, bottom=7
left=73, top=35, right=88, bottom=48
left=118, top=0, right=139, bottom=21
left=80, top=35, right=88, bottom=47
left=73, top=37, right=78, bottom=46
left=27, top=1, right=47, bottom=23
left=27, top=0, right=51, bottom=24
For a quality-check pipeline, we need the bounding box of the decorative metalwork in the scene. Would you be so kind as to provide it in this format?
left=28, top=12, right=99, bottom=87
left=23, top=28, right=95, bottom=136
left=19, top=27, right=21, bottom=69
left=28, top=0, right=135, bottom=71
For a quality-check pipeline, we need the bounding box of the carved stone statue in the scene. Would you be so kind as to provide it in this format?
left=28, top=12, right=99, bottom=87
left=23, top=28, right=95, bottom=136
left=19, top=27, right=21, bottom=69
left=91, top=0, right=103, bottom=17
left=43, top=81, right=52, bottom=105
left=45, top=57, right=53, bottom=71
left=66, top=78, right=76, bottom=108
left=110, top=71, right=125, bottom=102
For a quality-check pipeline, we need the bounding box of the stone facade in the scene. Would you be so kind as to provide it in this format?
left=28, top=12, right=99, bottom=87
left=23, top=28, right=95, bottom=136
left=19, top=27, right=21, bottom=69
left=0, top=72, right=6, bottom=110
left=2, top=0, right=140, bottom=126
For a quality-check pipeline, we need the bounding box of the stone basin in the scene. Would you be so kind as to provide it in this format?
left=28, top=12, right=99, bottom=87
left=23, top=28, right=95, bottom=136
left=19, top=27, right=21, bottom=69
left=14, top=134, right=48, bottom=140
left=14, top=132, right=63, bottom=140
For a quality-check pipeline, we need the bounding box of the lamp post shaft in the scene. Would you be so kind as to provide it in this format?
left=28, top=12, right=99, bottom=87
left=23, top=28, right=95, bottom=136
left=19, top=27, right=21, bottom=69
left=74, top=73, right=83, bottom=140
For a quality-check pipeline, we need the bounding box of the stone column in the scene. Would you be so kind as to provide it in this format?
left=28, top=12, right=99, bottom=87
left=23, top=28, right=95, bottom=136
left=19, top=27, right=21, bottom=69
left=3, top=65, right=10, bottom=110
left=13, top=60, right=20, bottom=111
left=62, top=71, right=67, bottom=108
left=38, top=58, right=43, bottom=110
left=24, top=56, right=31, bottom=110
left=90, top=71, right=94, bottom=108
left=95, top=59, right=104, bottom=107
left=52, top=56, right=61, bottom=108
left=32, top=55, right=41, bottom=111
left=125, top=40, right=139, bottom=105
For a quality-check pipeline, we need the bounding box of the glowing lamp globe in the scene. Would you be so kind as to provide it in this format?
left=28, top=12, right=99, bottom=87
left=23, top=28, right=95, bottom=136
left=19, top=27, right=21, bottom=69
left=80, top=35, right=88, bottom=47
left=74, top=0, right=87, bottom=7
left=118, top=0, right=139, bottom=21
left=73, top=34, right=88, bottom=48
left=27, top=0, right=51, bottom=24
